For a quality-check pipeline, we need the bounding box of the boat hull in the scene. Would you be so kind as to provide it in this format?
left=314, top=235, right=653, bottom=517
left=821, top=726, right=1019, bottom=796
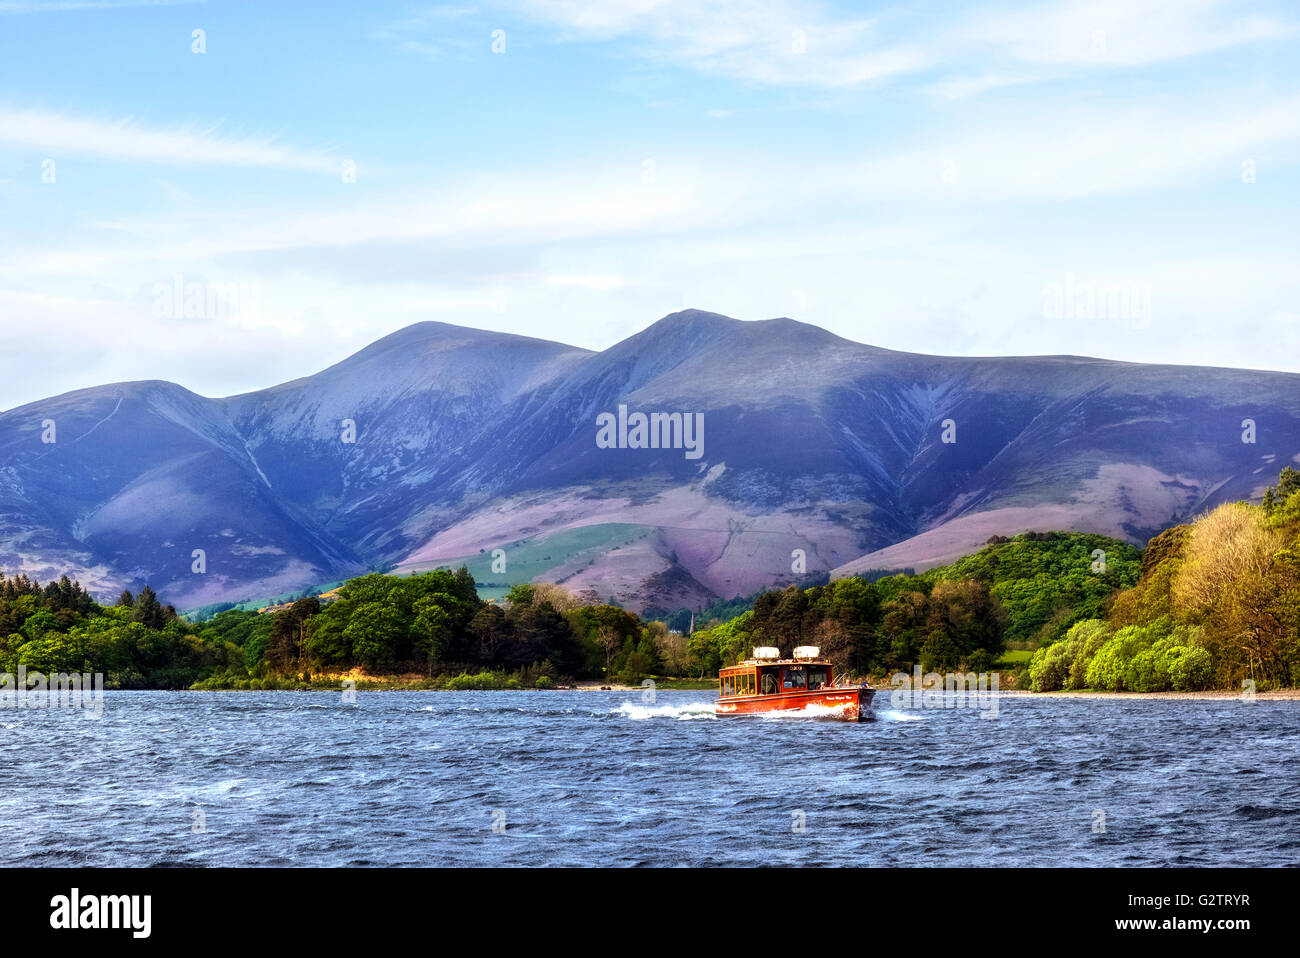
left=714, top=686, right=875, bottom=721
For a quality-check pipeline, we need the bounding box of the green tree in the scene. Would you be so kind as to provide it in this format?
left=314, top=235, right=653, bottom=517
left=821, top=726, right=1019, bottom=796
left=411, top=597, right=451, bottom=675
left=131, top=585, right=167, bottom=630
left=343, top=602, right=405, bottom=669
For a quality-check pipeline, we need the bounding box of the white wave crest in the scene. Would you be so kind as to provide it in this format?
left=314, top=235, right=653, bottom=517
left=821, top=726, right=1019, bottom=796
left=613, top=701, right=716, bottom=721
left=878, top=709, right=923, bottom=721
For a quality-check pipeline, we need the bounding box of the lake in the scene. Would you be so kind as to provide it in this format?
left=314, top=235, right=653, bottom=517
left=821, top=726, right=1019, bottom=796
left=3, top=690, right=1297, bottom=866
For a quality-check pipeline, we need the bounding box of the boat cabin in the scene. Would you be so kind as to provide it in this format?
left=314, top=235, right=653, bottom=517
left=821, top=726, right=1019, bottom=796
left=718, top=646, right=835, bottom=698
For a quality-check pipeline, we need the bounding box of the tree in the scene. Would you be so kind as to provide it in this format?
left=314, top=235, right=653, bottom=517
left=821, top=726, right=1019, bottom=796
left=267, top=597, right=321, bottom=671
left=647, top=621, right=689, bottom=676
left=343, top=602, right=404, bottom=669
left=468, top=604, right=509, bottom=665
left=925, top=579, right=1007, bottom=664
left=411, top=597, right=451, bottom=675
left=919, top=631, right=962, bottom=673
left=131, top=585, right=167, bottom=630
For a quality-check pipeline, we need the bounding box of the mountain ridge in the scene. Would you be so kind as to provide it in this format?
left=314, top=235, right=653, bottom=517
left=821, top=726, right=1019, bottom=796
left=2, top=309, right=1297, bottom=612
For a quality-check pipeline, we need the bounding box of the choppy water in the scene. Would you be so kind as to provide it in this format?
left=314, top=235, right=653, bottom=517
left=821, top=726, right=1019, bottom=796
left=3, top=690, right=1297, bottom=866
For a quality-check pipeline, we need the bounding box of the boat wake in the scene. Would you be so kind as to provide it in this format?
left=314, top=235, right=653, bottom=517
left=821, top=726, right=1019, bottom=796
left=878, top=709, right=924, bottom=721
left=612, top=702, right=716, bottom=721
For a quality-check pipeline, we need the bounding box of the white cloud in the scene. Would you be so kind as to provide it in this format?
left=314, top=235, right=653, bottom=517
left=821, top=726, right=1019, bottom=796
left=0, top=107, right=340, bottom=172
left=925, top=74, right=1037, bottom=100
left=970, top=0, right=1292, bottom=67
left=854, top=94, right=1300, bottom=200
left=5, top=161, right=745, bottom=278
left=489, top=0, right=1293, bottom=90
left=489, top=0, right=930, bottom=88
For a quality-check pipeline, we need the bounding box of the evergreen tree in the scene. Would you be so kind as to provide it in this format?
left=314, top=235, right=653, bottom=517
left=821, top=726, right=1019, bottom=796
left=131, top=585, right=166, bottom=629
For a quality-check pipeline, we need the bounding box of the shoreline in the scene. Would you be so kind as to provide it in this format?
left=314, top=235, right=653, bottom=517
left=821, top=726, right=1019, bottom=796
left=182, top=676, right=717, bottom=692
left=995, top=689, right=1300, bottom=701
left=76, top=685, right=1300, bottom=700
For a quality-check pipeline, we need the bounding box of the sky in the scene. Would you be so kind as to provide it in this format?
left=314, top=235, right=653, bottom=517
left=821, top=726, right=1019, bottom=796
left=0, top=0, right=1297, bottom=410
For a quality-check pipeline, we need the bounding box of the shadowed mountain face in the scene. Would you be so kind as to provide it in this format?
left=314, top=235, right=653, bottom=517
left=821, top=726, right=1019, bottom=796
left=2, top=309, right=1297, bottom=612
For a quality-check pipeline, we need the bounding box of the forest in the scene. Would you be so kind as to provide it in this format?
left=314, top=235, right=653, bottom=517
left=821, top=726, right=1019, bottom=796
left=1027, top=467, right=1300, bottom=692
left=1, top=467, right=1296, bottom=692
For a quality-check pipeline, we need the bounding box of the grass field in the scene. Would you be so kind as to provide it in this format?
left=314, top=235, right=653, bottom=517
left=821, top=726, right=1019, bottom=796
left=995, top=649, right=1035, bottom=668
left=435, top=522, right=659, bottom=594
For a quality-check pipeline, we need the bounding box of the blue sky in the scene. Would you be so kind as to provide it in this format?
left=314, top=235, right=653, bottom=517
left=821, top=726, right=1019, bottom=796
left=0, top=0, right=1297, bottom=409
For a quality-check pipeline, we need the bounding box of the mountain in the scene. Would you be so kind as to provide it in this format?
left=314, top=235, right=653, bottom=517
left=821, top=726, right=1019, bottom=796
left=2, top=309, right=1297, bottom=612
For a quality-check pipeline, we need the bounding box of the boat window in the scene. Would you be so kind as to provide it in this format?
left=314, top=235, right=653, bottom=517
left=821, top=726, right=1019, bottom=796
left=808, top=668, right=828, bottom=689
left=783, top=669, right=806, bottom=690
left=761, top=672, right=777, bottom=695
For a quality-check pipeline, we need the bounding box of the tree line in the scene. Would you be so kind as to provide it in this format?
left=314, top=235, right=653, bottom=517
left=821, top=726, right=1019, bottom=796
left=4, top=469, right=1295, bottom=691
left=1028, top=467, right=1300, bottom=691
left=685, top=531, right=1141, bottom=679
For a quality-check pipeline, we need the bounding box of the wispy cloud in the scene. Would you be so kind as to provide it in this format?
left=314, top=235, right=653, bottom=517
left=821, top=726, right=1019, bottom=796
left=0, top=107, right=340, bottom=173
left=855, top=94, right=1300, bottom=199
left=925, top=74, right=1037, bottom=101
left=478, top=0, right=1294, bottom=91
left=6, top=161, right=738, bottom=278
left=474, top=0, right=930, bottom=88
left=969, top=0, right=1292, bottom=67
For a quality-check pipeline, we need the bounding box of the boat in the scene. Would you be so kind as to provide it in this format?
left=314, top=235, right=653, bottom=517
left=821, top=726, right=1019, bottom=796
left=714, top=646, right=875, bottom=721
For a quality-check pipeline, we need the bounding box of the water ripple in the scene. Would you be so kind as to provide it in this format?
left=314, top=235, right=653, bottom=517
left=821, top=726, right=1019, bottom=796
left=2, top=690, right=1297, bottom=866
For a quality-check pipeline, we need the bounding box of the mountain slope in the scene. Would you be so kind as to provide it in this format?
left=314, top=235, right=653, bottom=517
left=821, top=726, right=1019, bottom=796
left=1, top=309, right=1297, bottom=611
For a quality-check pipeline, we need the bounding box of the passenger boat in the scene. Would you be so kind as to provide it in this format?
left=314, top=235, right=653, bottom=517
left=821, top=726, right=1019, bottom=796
left=714, top=646, right=875, bottom=721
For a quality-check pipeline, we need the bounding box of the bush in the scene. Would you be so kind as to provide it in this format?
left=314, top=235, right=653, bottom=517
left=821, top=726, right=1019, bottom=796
left=1168, top=646, right=1213, bottom=691
left=1126, top=648, right=1170, bottom=692
left=1028, top=619, right=1111, bottom=691
left=534, top=675, right=555, bottom=690
left=1028, top=643, right=1069, bottom=691
left=1085, top=625, right=1154, bottom=691
left=445, top=670, right=509, bottom=690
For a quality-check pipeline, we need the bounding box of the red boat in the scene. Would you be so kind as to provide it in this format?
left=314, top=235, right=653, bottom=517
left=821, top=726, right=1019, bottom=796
left=714, top=646, right=875, bottom=721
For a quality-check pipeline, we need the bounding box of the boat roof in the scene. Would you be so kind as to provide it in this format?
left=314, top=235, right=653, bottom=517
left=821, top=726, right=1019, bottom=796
left=726, top=658, right=832, bottom=668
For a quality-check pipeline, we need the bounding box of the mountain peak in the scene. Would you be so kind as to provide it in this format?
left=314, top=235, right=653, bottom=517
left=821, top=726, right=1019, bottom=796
left=645, top=309, right=853, bottom=349
left=654, top=307, right=739, bottom=325
left=346, top=319, right=590, bottom=358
